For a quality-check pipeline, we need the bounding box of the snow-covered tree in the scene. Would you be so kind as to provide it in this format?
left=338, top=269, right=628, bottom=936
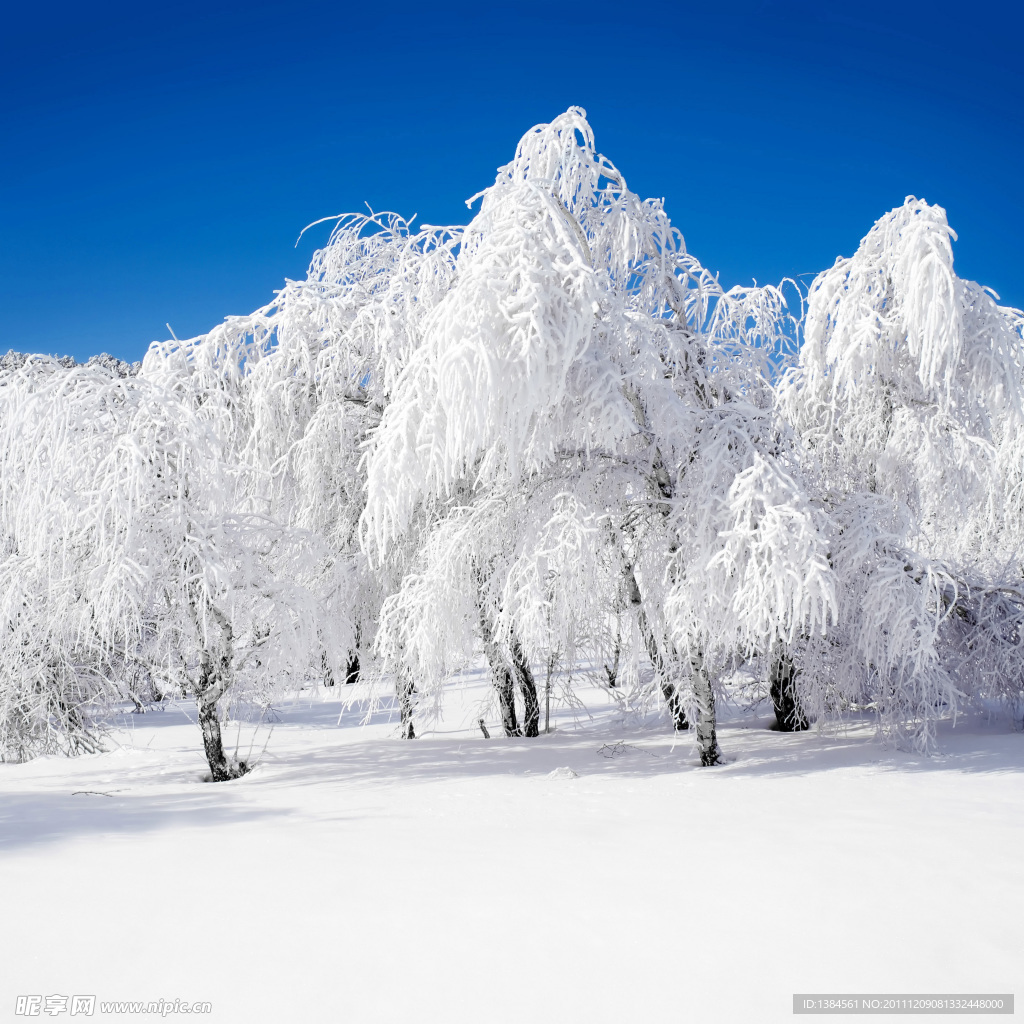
left=0, top=347, right=329, bottom=778
left=13, top=116, right=1018, bottom=775
left=0, top=355, right=227, bottom=761
left=141, top=212, right=465, bottom=738
left=363, top=108, right=836, bottom=763
left=777, top=197, right=1024, bottom=748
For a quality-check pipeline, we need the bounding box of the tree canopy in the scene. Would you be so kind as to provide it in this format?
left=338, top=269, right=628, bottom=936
left=2, top=109, right=1021, bottom=776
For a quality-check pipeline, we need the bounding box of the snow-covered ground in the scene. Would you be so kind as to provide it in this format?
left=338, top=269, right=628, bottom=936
left=2, top=673, right=1021, bottom=1023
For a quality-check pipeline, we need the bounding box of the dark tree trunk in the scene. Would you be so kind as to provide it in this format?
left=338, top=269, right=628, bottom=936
left=494, top=665, right=520, bottom=737
left=661, top=682, right=689, bottom=732
left=511, top=637, right=539, bottom=738
left=345, top=624, right=362, bottom=685
left=322, top=650, right=335, bottom=687
left=474, top=562, right=539, bottom=738
left=690, top=648, right=722, bottom=766
left=544, top=653, right=557, bottom=734
left=624, top=563, right=689, bottom=731
left=476, top=572, right=523, bottom=738
left=187, top=598, right=246, bottom=778
left=604, top=626, right=621, bottom=688
left=398, top=678, right=416, bottom=739
left=196, top=648, right=246, bottom=782
left=770, top=646, right=809, bottom=732
left=345, top=651, right=360, bottom=686
left=198, top=691, right=234, bottom=782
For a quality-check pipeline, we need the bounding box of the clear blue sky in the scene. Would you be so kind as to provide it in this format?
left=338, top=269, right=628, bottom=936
left=3, top=0, right=1021, bottom=364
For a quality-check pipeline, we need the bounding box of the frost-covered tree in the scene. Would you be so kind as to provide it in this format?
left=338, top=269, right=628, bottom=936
left=0, top=349, right=327, bottom=777
left=15, top=118, right=1017, bottom=774
left=142, top=212, right=464, bottom=738
left=777, top=197, right=1024, bottom=748
left=0, top=357, right=115, bottom=758
left=0, top=355, right=229, bottom=762
left=0, top=350, right=141, bottom=376
left=363, top=108, right=835, bottom=763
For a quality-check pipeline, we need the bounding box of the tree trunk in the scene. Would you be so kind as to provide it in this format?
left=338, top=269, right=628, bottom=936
left=624, top=563, right=689, bottom=731
left=494, top=664, right=520, bottom=737
left=690, top=648, right=722, bottom=766
left=604, top=623, right=620, bottom=688
left=192, top=605, right=247, bottom=782
left=475, top=564, right=539, bottom=739
left=662, top=682, right=689, bottom=733
left=770, top=644, right=809, bottom=731
left=544, top=652, right=557, bottom=734
left=511, top=637, right=539, bottom=738
left=398, top=677, right=416, bottom=739
left=322, top=650, right=335, bottom=687
left=621, top=388, right=697, bottom=734
left=345, top=651, right=360, bottom=686
left=196, top=647, right=246, bottom=782
left=476, top=575, right=521, bottom=738
left=346, top=624, right=362, bottom=685
left=198, top=686, right=233, bottom=782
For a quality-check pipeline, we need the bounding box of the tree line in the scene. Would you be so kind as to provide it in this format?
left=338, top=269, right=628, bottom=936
left=2, top=108, right=1022, bottom=779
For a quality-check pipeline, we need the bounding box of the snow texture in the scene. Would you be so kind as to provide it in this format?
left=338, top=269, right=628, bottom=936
left=0, top=676, right=1019, bottom=1023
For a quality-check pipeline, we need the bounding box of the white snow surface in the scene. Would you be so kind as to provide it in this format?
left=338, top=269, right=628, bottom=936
left=1, top=673, right=1021, bottom=1023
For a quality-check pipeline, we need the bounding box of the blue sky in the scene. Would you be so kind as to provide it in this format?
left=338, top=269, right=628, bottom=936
left=3, top=0, right=1021, bottom=364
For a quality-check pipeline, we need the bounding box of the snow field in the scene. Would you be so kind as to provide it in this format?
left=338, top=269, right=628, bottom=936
left=2, top=674, right=1021, bottom=1023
